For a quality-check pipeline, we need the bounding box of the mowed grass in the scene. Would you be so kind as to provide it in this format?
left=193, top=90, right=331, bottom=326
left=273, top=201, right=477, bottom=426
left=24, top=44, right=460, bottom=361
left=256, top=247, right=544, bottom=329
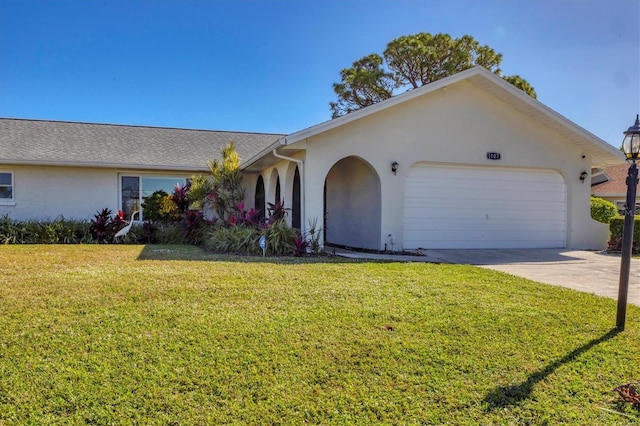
left=0, top=245, right=639, bottom=424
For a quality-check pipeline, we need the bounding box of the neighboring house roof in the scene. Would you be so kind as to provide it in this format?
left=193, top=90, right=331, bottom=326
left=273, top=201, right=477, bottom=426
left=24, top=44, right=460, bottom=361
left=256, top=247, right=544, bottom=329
left=0, top=118, right=284, bottom=171
left=592, top=163, right=638, bottom=198
left=243, top=66, right=624, bottom=172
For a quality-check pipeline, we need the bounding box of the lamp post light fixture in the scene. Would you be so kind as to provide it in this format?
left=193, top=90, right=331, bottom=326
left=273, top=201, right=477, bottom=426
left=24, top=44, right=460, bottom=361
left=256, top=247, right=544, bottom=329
left=617, top=114, right=640, bottom=331
left=391, top=161, right=399, bottom=175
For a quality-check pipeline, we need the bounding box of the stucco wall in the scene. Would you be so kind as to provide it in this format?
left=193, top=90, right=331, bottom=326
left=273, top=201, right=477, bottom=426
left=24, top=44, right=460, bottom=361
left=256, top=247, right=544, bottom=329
left=300, top=80, right=608, bottom=250
left=324, top=156, right=381, bottom=248
left=244, top=153, right=305, bottom=228
left=0, top=165, right=200, bottom=223
left=0, top=165, right=118, bottom=221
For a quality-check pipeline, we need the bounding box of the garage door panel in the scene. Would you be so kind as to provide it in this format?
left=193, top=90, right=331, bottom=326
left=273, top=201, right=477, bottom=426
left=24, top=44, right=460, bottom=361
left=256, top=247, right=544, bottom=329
left=403, top=165, right=566, bottom=249
left=403, top=217, right=566, bottom=230
left=404, top=207, right=565, bottom=222
left=405, top=229, right=565, bottom=248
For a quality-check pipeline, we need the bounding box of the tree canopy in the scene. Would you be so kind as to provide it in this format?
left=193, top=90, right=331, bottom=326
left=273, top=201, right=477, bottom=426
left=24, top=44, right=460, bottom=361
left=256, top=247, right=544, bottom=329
left=330, top=32, right=536, bottom=118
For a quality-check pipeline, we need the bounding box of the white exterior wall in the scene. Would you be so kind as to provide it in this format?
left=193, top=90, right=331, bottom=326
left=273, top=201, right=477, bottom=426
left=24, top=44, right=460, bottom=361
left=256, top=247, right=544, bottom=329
left=0, top=165, right=202, bottom=223
left=301, top=80, right=608, bottom=250
left=244, top=154, right=305, bottom=228
left=0, top=165, right=118, bottom=221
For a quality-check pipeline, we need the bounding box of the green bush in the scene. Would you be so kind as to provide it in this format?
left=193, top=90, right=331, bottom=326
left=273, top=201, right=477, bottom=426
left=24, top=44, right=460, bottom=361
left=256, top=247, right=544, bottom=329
left=590, top=196, right=618, bottom=224
left=142, top=190, right=181, bottom=222
left=263, top=219, right=298, bottom=256
left=205, top=219, right=302, bottom=256
left=154, top=222, right=187, bottom=245
left=206, top=224, right=260, bottom=255
left=607, top=216, right=640, bottom=252
left=0, top=215, right=93, bottom=244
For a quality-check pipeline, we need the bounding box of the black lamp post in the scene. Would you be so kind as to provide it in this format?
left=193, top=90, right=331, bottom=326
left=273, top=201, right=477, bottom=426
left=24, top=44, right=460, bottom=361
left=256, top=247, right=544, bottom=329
left=617, top=114, right=640, bottom=331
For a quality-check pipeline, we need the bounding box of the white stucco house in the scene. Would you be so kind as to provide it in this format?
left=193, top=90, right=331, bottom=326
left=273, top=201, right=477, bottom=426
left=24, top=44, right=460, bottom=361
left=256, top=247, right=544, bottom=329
left=0, top=66, right=625, bottom=250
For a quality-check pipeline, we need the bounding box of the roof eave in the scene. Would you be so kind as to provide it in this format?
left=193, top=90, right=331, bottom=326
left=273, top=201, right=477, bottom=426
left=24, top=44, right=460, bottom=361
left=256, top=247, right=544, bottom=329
left=280, top=66, right=624, bottom=167
left=240, top=137, right=288, bottom=172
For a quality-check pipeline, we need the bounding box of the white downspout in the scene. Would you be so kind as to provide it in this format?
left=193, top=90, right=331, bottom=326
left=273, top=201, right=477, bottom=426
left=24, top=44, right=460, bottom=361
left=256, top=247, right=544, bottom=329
left=272, top=146, right=305, bottom=234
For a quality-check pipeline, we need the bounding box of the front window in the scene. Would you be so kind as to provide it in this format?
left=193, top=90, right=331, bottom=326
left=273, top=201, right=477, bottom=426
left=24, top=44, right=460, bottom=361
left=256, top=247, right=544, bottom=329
left=120, top=175, right=188, bottom=220
left=0, top=172, right=13, bottom=201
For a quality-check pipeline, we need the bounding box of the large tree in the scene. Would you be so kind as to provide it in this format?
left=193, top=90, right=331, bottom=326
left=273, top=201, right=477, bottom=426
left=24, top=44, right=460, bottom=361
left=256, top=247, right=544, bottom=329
left=329, top=54, right=397, bottom=118
left=330, top=32, right=536, bottom=118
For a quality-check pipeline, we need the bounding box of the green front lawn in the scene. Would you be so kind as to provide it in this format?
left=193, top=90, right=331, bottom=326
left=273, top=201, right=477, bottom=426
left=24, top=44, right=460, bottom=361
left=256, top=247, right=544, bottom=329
left=0, top=245, right=638, bottom=424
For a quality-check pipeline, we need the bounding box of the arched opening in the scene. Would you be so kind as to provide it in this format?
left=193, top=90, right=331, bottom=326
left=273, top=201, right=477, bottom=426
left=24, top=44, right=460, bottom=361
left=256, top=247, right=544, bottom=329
left=254, top=175, right=265, bottom=223
left=275, top=177, right=281, bottom=204
left=292, top=166, right=301, bottom=230
left=324, top=156, right=381, bottom=250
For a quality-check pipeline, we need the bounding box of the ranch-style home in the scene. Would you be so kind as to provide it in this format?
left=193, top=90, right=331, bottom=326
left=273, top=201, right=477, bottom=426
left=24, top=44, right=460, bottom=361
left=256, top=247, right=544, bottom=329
left=0, top=66, right=625, bottom=250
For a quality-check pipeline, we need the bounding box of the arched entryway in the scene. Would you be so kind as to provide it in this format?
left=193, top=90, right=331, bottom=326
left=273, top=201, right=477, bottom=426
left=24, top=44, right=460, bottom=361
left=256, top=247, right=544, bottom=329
left=254, top=175, right=265, bottom=223
left=292, top=166, right=301, bottom=230
left=324, top=156, right=381, bottom=250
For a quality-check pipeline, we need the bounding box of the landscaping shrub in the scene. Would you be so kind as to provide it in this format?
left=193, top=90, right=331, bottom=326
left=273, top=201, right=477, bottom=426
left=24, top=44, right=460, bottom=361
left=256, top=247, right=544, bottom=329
left=181, top=210, right=210, bottom=245
left=206, top=224, right=260, bottom=255
left=89, top=208, right=126, bottom=243
left=267, top=201, right=290, bottom=224
left=607, top=215, right=640, bottom=252
left=0, top=215, right=92, bottom=244
left=154, top=222, right=187, bottom=245
left=263, top=219, right=298, bottom=256
left=305, top=217, right=324, bottom=255
left=142, top=190, right=181, bottom=222
left=172, top=183, right=191, bottom=214
left=591, top=196, right=618, bottom=224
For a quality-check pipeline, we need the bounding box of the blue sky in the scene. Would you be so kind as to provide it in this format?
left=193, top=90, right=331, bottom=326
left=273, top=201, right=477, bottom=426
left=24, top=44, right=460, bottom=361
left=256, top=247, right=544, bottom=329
left=1, top=0, right=638, bottom=147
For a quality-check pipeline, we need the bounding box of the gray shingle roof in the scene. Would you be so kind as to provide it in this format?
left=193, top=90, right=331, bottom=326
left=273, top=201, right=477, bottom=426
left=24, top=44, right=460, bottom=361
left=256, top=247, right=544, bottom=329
left=0, top=118, right=284, bottom=171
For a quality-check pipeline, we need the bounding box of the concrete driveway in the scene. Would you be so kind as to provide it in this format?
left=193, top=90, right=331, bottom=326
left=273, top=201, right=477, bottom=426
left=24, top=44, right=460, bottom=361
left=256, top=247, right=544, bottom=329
left=332, top=247, right=640, bottom=306
left=424, top=249, right=640, bottom=306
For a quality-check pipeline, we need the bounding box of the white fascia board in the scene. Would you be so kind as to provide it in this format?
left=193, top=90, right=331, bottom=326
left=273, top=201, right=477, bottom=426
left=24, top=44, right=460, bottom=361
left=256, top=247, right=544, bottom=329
left=282, top=65, right=623, bottom=164
left=471, top=68, right=624, bottom=162
left=591, top=192, right=627, bottom=198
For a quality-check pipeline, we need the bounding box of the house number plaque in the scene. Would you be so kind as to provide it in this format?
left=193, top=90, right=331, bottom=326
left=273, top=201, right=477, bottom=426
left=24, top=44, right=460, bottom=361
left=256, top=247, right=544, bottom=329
left=487, top=152, right=501, bottom=160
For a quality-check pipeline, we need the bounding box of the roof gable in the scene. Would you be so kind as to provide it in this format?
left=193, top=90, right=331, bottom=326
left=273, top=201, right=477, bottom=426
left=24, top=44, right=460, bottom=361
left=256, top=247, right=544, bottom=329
left=270, top=66, right=623, bottom=168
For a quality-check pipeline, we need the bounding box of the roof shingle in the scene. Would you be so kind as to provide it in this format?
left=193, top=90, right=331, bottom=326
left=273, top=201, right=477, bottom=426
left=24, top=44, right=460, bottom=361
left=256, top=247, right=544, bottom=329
left=0, top=118, right=284, bottom=171
left=592, top=163, right=639, bottom=196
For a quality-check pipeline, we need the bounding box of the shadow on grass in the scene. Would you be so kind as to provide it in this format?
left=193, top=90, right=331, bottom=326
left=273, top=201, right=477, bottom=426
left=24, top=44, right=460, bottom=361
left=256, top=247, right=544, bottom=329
left=483, top=328, right=620, bottom=410
left=136, top=244, right=362, bottom=264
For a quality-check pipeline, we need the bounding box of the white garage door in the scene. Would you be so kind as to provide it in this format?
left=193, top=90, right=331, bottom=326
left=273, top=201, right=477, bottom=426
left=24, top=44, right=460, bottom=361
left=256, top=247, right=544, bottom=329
left=403, top=164, right=566, bottom=249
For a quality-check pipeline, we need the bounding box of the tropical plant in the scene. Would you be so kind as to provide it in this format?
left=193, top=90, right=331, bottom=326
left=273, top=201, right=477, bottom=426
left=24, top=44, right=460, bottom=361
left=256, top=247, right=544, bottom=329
left=89, top=208, right=125, bottom=243
left=142, top=190, right=181, bottom=222
left=305, top=217, right=323, bottom=255
left=172, top=183, right=191, bottom=213
left=189, top=142, right=245, bottom=223
left=293, top=234, right=308, bottom=257
left=186, top=174, right=213, bottom=210
left=267, top=200, right=290, bottom=224
left=228, top=202, right=261, bottom=227
left=262, top=219, right=298, bottom=256
left=206, top=224, right=260, bottom=255
left=181, top=210, right=209, bottom=245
